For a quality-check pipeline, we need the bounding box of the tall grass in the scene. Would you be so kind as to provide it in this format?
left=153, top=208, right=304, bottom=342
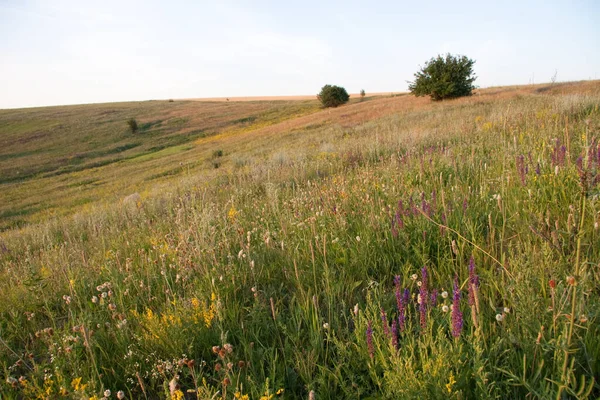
left=0, top=86, right=599, bottom=399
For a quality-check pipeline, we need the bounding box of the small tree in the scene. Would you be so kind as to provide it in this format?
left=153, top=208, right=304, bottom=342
left=360, top=89, right=366, bottom=99
left=317, top=85, right=350, bottom=108
left=408, top=54, right=476, bottom=101
left=127, top=118, right=138, bottom=133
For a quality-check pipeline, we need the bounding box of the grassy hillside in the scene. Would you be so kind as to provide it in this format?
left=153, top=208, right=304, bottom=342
left=0, top=99, right=327, bottom=231
left=1, top=81, right=600, bottom=399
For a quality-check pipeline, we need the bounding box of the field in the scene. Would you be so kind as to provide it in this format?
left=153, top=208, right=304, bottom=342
left=1, top=81, right=600, bottom=399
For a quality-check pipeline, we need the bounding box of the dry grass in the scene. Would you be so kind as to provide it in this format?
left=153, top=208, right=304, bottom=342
left=1, top=81, right=599, bottom=231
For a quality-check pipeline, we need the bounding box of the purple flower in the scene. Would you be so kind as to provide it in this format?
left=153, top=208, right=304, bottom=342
left=381, top=308, right=390, bottom=337
left=396, top=287, right=409, bottom=332
left=391, top=319, right=399, bottom=349
left=452, top=276, right=463, bottom=338
left=391, top=217, right=398, bottom=238
left=395, top=211, right=404, bottom=229
left=419, top=266, right=429, bottom=331
left=430, top=289, right=438, bottom=306
left=366, top=321, right=374, bottom=358
left=551, top=139, right=566, bottom=167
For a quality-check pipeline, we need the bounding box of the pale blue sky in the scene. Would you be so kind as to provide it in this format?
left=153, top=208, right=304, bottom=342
left=1, top=0, right=598, bottom=108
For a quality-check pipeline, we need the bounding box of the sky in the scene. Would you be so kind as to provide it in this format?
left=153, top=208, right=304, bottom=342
left=0, top=0, right=599, bottom=108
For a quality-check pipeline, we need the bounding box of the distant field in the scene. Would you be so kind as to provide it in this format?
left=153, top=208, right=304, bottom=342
left=3, top=83, right=596, bottom=230
left=182, top=92, right=400, bottom=102
left=1, top=80, right=599, bottom=399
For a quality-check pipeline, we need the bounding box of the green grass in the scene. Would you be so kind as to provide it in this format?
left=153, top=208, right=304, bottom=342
left=0, top=83, right=599, bottom=399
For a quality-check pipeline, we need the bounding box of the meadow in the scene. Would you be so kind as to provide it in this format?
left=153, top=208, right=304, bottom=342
left=1, top=81, right=599, bottom=399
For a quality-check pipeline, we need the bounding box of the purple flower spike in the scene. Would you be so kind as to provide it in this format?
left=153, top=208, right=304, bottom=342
left=452, top=276, right=463, bottom=338
left=381, top=308, right=390, bottom=337
left=398, top=288, right=409, bottom=332
left=391, top=319, right=399, bottom=349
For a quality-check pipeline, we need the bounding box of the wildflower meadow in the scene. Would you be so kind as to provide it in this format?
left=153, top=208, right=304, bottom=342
left=1, top=82, right=599, bottom=398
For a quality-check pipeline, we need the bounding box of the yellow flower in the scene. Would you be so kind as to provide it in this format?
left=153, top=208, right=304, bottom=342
left=171, top=389, right=184, bottom=400
left=228, top=205, right=238, bottom=222
left=446, top=373, right=456, bottom=393
left=276, top=388, right=284, bottom=395
left=71, top=377, right=87, bottom=392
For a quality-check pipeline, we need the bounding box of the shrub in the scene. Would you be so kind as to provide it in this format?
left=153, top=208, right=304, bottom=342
left=212, top=149, right=224, bottom=158
left=317, top=85, right=350, bottom=108
left=408, top=54, right=476, bottom=101
left=127, top=118, right=138, bottom=133
left=360, top=89, right=366, bottom=100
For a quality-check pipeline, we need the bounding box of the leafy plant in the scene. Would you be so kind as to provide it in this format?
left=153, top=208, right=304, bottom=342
left=127, top=118, right=138, bottom=133
left=408, top=54, right=476, bottom=100
left=317, top=84, right=350, bottom=108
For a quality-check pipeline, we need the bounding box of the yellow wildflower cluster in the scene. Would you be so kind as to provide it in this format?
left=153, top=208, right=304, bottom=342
left=192, top=292, right=217, bottom=327
left=71, top=377, right=87, bottom=392
left=132, top=293, right=218, bottom=344
left=446, top=373, right=456, bottom=393
left=228, top=205, right=238, bottom=222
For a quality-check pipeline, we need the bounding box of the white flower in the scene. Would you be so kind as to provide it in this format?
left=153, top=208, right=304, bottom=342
left=441, top=291, right=448, bottom=299
left=104, top=389, right=111, bottom=397
left=117, top=391, right=125, bottom=399
left=417, top=294, right=422, bottom=304
left=356, top=236, right=361, bottom=242
left=503, top=307, right=510, bottom=314
left=417, top=281, right=422, bottom=287
left=410, top=274, right=418, bottom=281
left=101, top=292, right=108, bottom=299
left=92, top=296, right=98, bottom=303
left=442, top=305, right=449, bottom=313
left=353, top=304, right=359, bottom=316
left=496, top=314, right=504, bottom=322
left=322, top=323, right=329, bottom=330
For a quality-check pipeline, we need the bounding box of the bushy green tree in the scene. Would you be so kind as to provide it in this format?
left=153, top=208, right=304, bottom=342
left=317, top=84, right=350, bottom=108
left=127, top=118, right=138, bottom=133
left=409, top=54, right=476, bottom=100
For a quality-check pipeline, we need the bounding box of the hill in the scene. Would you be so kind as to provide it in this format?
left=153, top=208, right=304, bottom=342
left=1, top=81, right=599, bottom=399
